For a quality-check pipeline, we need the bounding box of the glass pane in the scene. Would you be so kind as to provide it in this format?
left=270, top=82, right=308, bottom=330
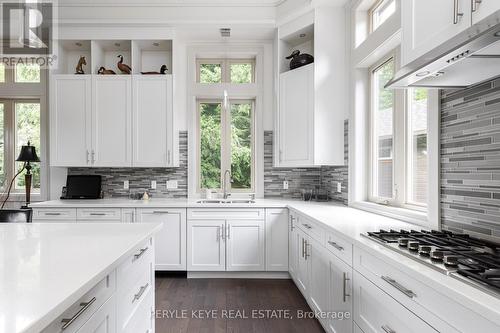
left=15, top=63, right=41, bottom=83
left=372, top=0, right=396, bottom=31
left=0, top=64, right=5, bottom=83
left=0, top=104, right=4, bottom=189
left=230, top=102, right=252, bottom=189
left=199, top=63, right=222, bottom=83
left=373, top=59, right=394, bottom=199
left=199, top=102, right=222, bottom=189
left=230, top=63, right=253, bottom=83
left=408, top=88, right=428, bottom=205
left=15, top=102, right=41, bottom=192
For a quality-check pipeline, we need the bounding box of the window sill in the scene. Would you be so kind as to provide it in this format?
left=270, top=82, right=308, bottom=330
left=350, top=201, right=429, bottom=228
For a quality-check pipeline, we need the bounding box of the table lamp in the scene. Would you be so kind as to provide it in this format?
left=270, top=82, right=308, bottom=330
left=16, top=141, right=40, bottom=208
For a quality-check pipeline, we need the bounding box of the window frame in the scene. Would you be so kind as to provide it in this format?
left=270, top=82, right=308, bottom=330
left=197, top=58, right=255, bottom=84
left=196, top=98, right=256, bottom=193
left=369, top=0, right=396, bottom=32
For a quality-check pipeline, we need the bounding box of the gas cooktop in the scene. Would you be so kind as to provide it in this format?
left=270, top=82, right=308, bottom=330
left=363, top=229, right=500, bottom=297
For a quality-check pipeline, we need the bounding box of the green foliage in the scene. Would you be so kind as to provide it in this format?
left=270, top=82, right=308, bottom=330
left=230, top=64, right=252, bottom=83
left=16, top=64, right=40, bottom=83
left=200, top=64, right=221, bottom=83
left=230, top=103, right=252, bottom=188
left=413, top=88, right=427, bottom=101
left=15, top=103, right=41, bottom=190
left=0, top=64, right=5, bottom=83
left=377, top=60, right=394, bottom=111
left=200, top=103, right=222, bottom=189
left=0, top=104, right=4, bottom=188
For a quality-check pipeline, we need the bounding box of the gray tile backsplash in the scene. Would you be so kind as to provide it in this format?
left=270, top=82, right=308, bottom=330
left=441, top=79, right=500, bottom=240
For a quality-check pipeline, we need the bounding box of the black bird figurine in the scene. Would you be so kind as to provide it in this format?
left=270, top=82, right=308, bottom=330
left=97, top=66, right=116, bottom=75
left=141, top=64, right=168, bottom=75
left=117, top=55, right=132, bottom=74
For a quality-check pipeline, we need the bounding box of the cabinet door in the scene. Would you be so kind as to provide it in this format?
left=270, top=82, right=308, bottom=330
left=328, top=253, right=353, bottom=333
left=187, top=220, right=225, bottom=271
left=289, top=213, right=298, bottom=278
left=50, top=75, right=92, bottom=167
left=77, top=295, right=116, bottom=333
left=226, top=219, right=265, bottom=271
left=138, top=209, right=186, bottom=271
left=132, top=75, right=174, bottom=167
left=402, top=0, right=471, bottom=66
left=308, top=238, right=329, bottom=322
left=92, top=76, right=132, bottom=167
left=265, top=209, right=289, bottom=271
left=295, top=228, right=310, bottom=296
left=353, top=271, right=438, bottom=333
left=472, top=0, right=500, bottom=24
left=278, top=64, right=314, bottom=167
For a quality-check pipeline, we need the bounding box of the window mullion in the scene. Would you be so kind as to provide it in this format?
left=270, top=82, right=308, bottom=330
left=393, top=89, right=406, bottom=206
left=4, top=101, right=15, bottom=191
left=220, top=98, right=231, bottom=191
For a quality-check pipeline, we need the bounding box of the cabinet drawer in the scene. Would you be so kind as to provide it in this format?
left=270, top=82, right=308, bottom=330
left=123, top=289, right=154, bottom=333
left=42, top=272, right=116, bottom=333
left=188, top=208, right=265, bottom=220
left=354, top=247, right=499, bottom=333
left=33, top=208, right=77, bottom=221
left=353, top=270, right=438, bottom=333
left=77, top=208, right=122, bottom=221
left=296, top=214, right=324, bottom=244
left=325, top=230, right=352, bottom=265
left=118, top=269, right=153, bottom=330
left=76, top=294, right=116, bottom=333
left=117, top=239, right=153, bottom=290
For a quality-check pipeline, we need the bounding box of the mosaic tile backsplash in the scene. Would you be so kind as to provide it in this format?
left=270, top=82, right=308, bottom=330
left=441, top=80, right=500, bottom=241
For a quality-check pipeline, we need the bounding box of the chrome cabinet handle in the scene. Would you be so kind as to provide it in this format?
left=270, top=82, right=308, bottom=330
left=90, top=150, right=95, bottom=164
left=89, top=213, right=106, bottom=216
left=61, top=297, right=96, bottom=330
left=301, top=238, right=305, bottom=258
left=454, top=0, right=464, bottom=24
left=290, top=216, right=295, bottom=231
left=133, top=247, right=149, bottom=261
left=343, top=272, right=350, bottom=302
left=471, top=0, right=482, bottom=12
left=381, top=325, right=396, bottom=333
left=86, top=150, right=90, bottom=164
left=45, top=212, right=62, bottom=216
left=381, top=276, right=416, bottom=299
left=152, top=210, right=169, bottom=214
left=217, top=226, right=221, bottom=242
left=133, top=283, right=149, bottom=303
left=327, top=241, right=344, bottom=251
left=167, top=150, right=171, bottom=164
left=302, top=223, right=312, bottom=229
left=226, top=224, right=231, bottom=239
left=304, top=241, right=310, bottom=259
left=221, top=225, right=226, bottom=241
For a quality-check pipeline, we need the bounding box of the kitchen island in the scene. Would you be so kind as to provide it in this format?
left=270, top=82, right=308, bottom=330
left=0, top=222, right=161, bottom=333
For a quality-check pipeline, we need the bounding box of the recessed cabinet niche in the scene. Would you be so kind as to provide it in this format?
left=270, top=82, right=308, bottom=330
left=50, top=39, right=177, bottom=168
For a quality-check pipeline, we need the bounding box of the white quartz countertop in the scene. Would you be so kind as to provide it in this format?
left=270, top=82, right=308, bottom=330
left=0, top=222, right=162, bottom=333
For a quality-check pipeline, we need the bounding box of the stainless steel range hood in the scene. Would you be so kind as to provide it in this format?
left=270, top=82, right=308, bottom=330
left=386, top=11, right=500, bottom=89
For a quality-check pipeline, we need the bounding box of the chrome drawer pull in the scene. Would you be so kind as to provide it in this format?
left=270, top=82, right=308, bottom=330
left=89, top=213, right=106, bottom=216
left=381, top=276, right=416, bottom=299
left=472, top=0, right=482, bottom=12
left=343, top=272, right=350, bottom=302
left=327, top=241, right=344, bottom=251
left=133, top=247, right=149, bottom=261
left=45, top=212, right=62, bottom=216
left=61, top=297, right=96, bottom=330
left=381, top=325, right=396, bottom=333
left=453, top=0, right=464, bottom=24
left=304, top=241, right=310, bottom=259
left=133, top=283, right=149, bottom=303
left=152, top=210, right=169, bottom=214
left=302, top=239, right=305, bottom=258
left=302, top=223, right=312, bottom=229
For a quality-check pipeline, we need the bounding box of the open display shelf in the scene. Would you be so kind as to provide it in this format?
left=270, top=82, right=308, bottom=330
left=278, top=23, right=314, bottom=74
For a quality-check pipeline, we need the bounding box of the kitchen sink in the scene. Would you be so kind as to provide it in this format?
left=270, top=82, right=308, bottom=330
left=196, top=199, right=256, bottom=204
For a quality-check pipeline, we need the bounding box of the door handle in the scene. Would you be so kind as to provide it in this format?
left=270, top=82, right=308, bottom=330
left=343, top=272, right=350, bottom=302
left=454, top=0, right=464, bottom=24
left=471, top=0, right=482, bottom=12
left=381, top=276, right=417, bottom=298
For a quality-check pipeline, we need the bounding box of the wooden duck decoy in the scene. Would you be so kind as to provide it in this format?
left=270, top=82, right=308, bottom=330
left=117, top=55, right=131, bottom=74
left=75, top=56, right=86, bottom=74
left=97, top=66, right=116, bottom=75
left=141, top=64, right=168, bottom=75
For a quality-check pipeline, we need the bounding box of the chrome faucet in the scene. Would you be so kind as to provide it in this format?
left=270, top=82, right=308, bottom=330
left=223, top=169, right=232, bottom=199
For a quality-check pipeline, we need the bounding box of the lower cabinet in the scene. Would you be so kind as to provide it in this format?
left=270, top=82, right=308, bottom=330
left=77, top=295, right=116, bottom=333
left=295, top=227, right=310, bottom=295
left=137, top=208, right=186, bottom=271
left=226, top=219, right=265, bottom=271
left=327, top=251, right=352, bottom=333
left=308, top=237, right=329, bottom=317
left=353, top=271, right=438, bottom=333
left=265, top=208, right=289, bottom=271
left=187, top=219, right=226, bottom=271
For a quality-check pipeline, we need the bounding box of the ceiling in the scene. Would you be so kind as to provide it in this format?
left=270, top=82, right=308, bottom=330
left=59, top=0, right=288, bottom=6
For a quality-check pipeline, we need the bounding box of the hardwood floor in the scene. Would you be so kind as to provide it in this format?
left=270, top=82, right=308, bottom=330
left=155, top=276, right=325, bottom=333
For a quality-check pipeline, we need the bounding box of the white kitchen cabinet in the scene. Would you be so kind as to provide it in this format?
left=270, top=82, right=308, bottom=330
left=353, top=271, right=438, bottom=333
left=471, top=0, right=500, bottom=23
left=265, top=209, right=289, bottom=271
left=295, top=227, right=310, bottom=296
left=226, top=219, right=265, bottom=271
left=289, top=213, right=299, bottom=278
left=327, top=252, right=352, bottom=333
left=77, top=296, right=116, bottom=333
left=187, top=220, right=225, bottom=271
left=307, top=238, right=329, bottom=319
left=92, top=76, right=132, bottom=167
left=278, top=64, right=314, bottom=167
left=132, top=75, right=176, bottom=167
left=50, top=75, right=92, bottom=167
left=137, top=208, right=186, bottom=271
left=402, top=0, right=471, bottom=66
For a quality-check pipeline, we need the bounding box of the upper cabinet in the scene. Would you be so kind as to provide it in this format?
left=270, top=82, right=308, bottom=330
left=275, top=7, right=347, bottom=167
left=402, top=0, right=500, bottom=66
left=50, top=39, right=177, bottom=168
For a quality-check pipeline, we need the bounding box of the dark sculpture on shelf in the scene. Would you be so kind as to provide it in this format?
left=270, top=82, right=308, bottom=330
left=75, top=56, right=86, bottom=74
left=97, top=66, right=116, bottom=75
left=141, top=65, right=168, bottom=75
left=117, top=55, right=132, bottom=74
left=286, top=50, right=314, bottom=70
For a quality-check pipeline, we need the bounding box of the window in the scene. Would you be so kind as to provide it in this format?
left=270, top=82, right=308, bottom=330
left=370, top=0, right=396, bottom=31
left=197, top=59, right=254, bottom=84
left=0, top=64, right=5, bottom=83
left=370, top=56, right=429, bottom=211
left=198, top=100, right=254, bottom=191
left=15, top=63, right=41, bottom=83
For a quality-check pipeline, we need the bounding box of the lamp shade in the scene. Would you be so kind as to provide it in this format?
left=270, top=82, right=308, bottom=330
left=16, top=142, right=40, bottom=162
